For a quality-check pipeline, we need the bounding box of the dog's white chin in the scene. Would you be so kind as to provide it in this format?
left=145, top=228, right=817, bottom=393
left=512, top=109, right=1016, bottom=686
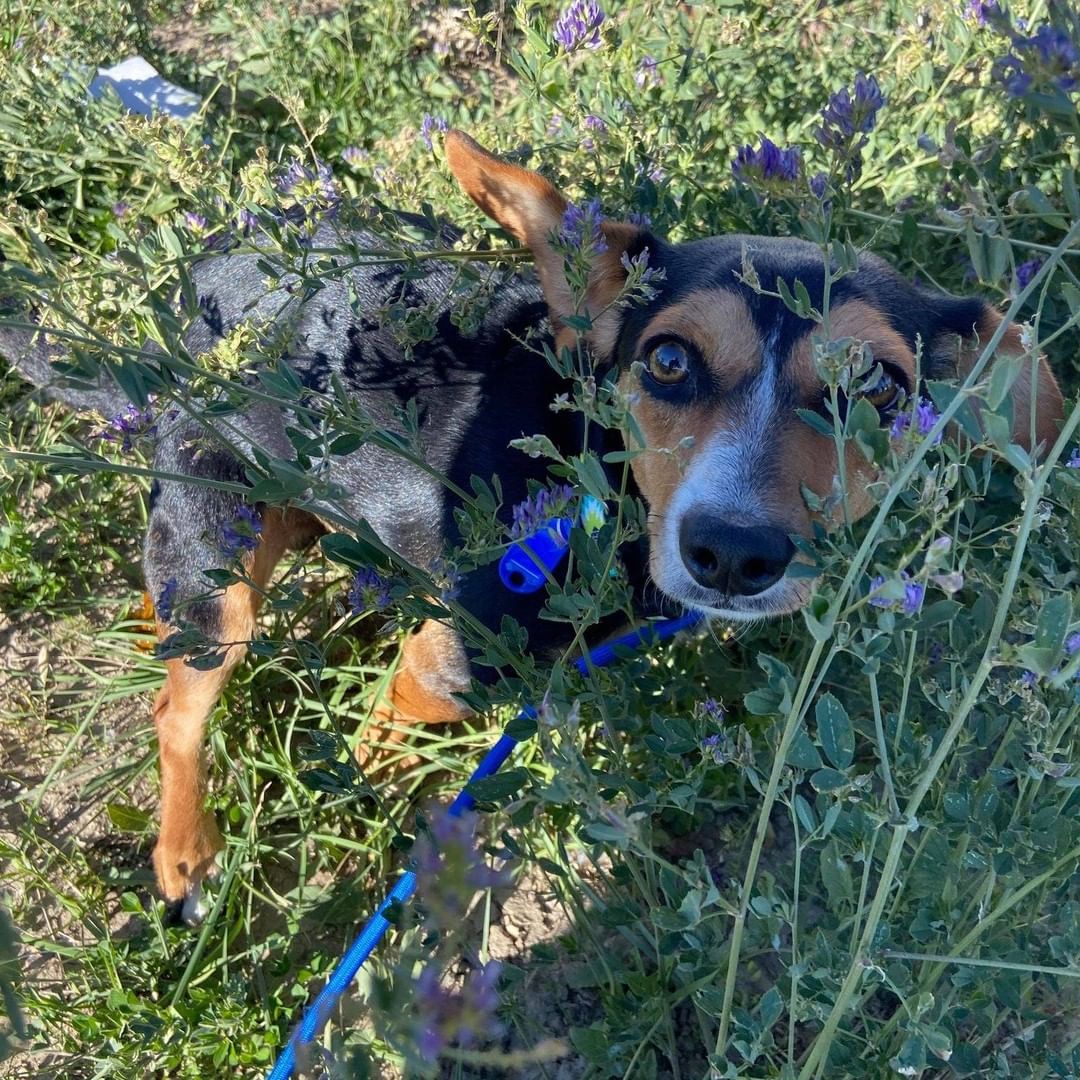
left=655, top=570, right=811, bottom=623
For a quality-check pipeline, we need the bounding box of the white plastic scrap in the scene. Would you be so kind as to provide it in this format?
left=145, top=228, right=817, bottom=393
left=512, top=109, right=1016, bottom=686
left=88, top=56, right=202, bottom=121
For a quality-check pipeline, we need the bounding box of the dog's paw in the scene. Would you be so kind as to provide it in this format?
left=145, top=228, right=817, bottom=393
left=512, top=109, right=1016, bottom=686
left=153, top=820, right=224, bottom=924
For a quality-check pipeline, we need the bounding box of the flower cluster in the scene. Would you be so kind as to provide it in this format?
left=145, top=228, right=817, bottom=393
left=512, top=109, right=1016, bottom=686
left=869, top=572, right=926, bottom=615
left=428, top=556, right=462, bottom=605
left=219, top=505, right=263, bottom=560
left=553, top=0, right=605, bottom=52
left=275, top=157, right=340, bottom=209
left=413, top=811, right=510, bottom=931
left=419, top=114, right=449, bottom=151
left=510, top=484, right=576, bottom=539
left=815, top=73, right=886, bottom=153
left=92, top=401, right=156, bottom=452
left=993, top=22, right=1080, bottom=96
left=731, top=137, right=802, bottom=185
left=1015, top=257, right=1044, bottom=289
left=340, top=145, right=369, bottom=166
left=635, top=55, right=662, bottom=88
left=581, top=113, right=607, bottom=151
left=559, top=197, right=607, bottom=253
left=890, top=396, right=942, bottom=444
left=1066, top=447, right=1080, bottom=468
left=965, top=0, right=999, bottom=26
left=413, top=961, right=503, bottom=1063
left=619, top=246, right=660, bottom=286
left=348, top=567, right=392, bottom=613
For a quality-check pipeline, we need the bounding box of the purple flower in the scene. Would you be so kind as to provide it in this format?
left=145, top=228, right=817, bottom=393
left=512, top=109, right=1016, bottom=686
left=635, top=55, right=661, bottom=88
left=700, top=698, right=726, bottom=722
left=219, top=504, right=263, bottom=560
left=626, top=210, right=653, bottom=228
left=429, top=557, right=462, bottom=604
left=1066, top=448, right=1080, bottom=468
left=348, top=567, right=392, bottom=613
left=964, top=0, right=998, bottom=26
left=731, top=137, right=802, bottom=184
left=1066, top=632, right=1080, bottom=657
left=547, top=112, right=565, bottom=136
left=413, top=961, right=503, bottom=1063
left=420, top=114, right=449, bottom=151
left=584, top=113, right=607, bottom=132
left=869, top=571, right=925, bottom=615
left=815, top=73, right=886, bottom=154
left=1021, top=669, right=1039, bottom=688
left=620, top=246, right=659, bottom=284
left=341, top=145, right=369, bottom=166
left=234, top=208, right=259, bottom=236
left=559, top=198, right=607, bottom=253
left=890, top=396, right=942, bottom=444
left=510, top=484, right=576, bottom=539
left=275, top=158, right=340, bottom=207
left=156, top=578, right=178, bottom=623
left=183, top=211, right=208, bottom=233
left=93, top=401, right=156, bottom=452
left=112, top=201, right=131, bottom=219
left=1016, top=258, right=1044, bottom=289
left=994, top=23, right=1080, bottom=96
left=809, top=172, right=829, bottom=200
left=553, top=0, right=605, bottom=51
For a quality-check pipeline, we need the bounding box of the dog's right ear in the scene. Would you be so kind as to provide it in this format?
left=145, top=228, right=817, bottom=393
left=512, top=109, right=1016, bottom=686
left=445, top=131, right=646, bottom=355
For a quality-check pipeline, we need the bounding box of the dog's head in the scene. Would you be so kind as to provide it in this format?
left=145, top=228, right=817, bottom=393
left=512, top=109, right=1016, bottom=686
left=446, top=132, right=1065, bottom=621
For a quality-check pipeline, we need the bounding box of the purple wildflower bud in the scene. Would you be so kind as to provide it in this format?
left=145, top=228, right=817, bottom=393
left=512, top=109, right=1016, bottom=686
left=701, top=698, right=726, bottom=722
left=583, top=113, right=607, bottom=132
left=553, top=0, right=605, bottom=52
left=183, top=211, right=208, bottom=233
left=635, top=55, right=661, bottom=88
left=731, top=137, right=802, bottom=184
left=277, top=158, right=307, bottom=195
left=902, top=578, right=926, bottom=615
left=510, top=484, right=576, bottom=539
left=964, top=0, right=998, bottom=26
left=419, top=113, right=449, bottom=151
left=648, top=164, right=666, bottom=183
left=868, top=574, right=892, bottom=607
left=815, top=72, right=886, bottom=153
left=234, top=208, right=259, bottom=236
left=429, top=556, right=462, bottom=604
left=219, top=504, right=263, bottom=560
left=156, top=578, right=178, bottom=623
left=547, top=112, right=565, bottom=136
left=1066, top=632, right=1080, bottom=657
left=1066, top=448, right=1080, bottom=468
left=809, top=172, right=829, bottom=200
left=916, top=133, right=938, bottom=152
left=891, top=397, right=942, bottom=444
left=93, top=401, right=156, bottom=452
left=620, top=246, right=658, bottom=284
left=993, top=54, right=1033, bottom=95
left=112, top=201, right=131, bottom=219
left=348, top=567, right=392, bottom=613
left=581, top=135, right=596, bottom=152
left=626, top=210, right=652, bottom=227
left=559, top=198, right=607, bottom=253
left=1015, top=257, right=1043, bottom=289
left=341, top=145, right=369, bottom=166
left=1021, top=669, right=1039, bottom=688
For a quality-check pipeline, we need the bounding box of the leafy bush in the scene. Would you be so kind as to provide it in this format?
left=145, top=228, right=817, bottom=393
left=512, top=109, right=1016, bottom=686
left=1, top=1, right=1079, bottom=1077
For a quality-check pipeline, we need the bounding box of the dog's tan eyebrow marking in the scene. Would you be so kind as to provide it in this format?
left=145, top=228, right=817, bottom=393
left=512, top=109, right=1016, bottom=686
left=635, top=289, right=762, bottom=385
left=788, top=298, right=917, bottom=399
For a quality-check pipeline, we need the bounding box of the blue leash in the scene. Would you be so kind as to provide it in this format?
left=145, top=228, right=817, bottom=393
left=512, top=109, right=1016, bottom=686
left=266, top=609, right=702, bottom=1079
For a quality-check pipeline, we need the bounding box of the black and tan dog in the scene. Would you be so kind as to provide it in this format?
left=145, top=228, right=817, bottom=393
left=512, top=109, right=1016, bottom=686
left=1, top=132, right=1065, bottom=921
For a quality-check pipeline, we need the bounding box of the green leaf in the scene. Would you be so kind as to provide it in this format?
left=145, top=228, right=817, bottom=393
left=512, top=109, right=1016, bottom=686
left=816, top=693, right=854, bottom=769
left=107, top=803, right=152, bottom=833
left=466, top=767, right=531, bottom=802
left=787, top=731, right=823, bottom=770
left=811, top=767, right=849, bottom=792
left=569, top=1026, right=609, bottom=1065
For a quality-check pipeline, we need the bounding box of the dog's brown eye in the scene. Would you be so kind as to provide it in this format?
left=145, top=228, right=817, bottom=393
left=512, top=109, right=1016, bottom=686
left=860, top=371, right=902, bottom=412
left=646, top=341, right=691, bottom=385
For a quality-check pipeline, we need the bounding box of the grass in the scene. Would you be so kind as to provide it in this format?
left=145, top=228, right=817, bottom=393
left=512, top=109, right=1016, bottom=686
left=1, top=0, right=1080, bottom=1077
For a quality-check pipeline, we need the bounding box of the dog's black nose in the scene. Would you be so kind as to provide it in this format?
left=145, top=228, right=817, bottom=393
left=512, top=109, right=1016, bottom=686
left=678, top=512, right=795, bottom=596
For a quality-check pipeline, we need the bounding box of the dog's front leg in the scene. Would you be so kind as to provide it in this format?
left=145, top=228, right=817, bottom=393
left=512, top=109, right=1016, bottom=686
left=359, top=619, right=474, bottom=773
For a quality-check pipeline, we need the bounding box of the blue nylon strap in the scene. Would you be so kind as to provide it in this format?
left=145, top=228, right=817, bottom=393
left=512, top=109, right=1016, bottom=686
left=266, top=610, right=703, bottom=1079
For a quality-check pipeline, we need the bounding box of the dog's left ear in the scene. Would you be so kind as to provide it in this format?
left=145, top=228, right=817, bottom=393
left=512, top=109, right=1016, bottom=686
left=445, top=131, right=645, bottom=355
left=930, top=296, right=1065, bottom=454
